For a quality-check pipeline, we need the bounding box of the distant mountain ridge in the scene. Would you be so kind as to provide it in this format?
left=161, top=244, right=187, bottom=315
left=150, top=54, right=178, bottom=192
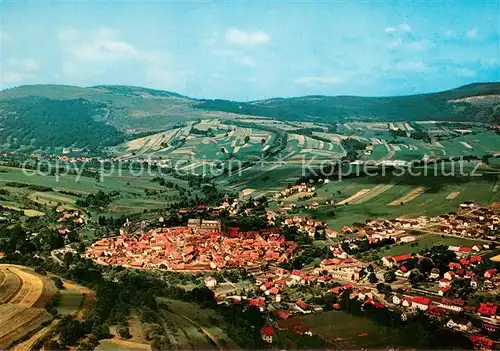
left=0, top=82, right=498, bottom=153
left=195, top=82, right=500, bottom=123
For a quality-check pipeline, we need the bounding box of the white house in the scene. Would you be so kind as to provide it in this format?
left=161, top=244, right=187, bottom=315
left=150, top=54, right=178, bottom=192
left=444, top=271, right=456, bottom=281
left=411, top=296, right=430, bottom=311
left=429, top=269, right=440, bottom=280
left=438, top=299, right=465, bottom=313
left=400, top=235, right=417, bottom=243
left=446, top=319, right=472, bottom=332
left=402, top=298, right=413, bottom=308
left=204, top=276, right=217, bottom=289
left=382, top=256, right=395, bottom=268
left=439, top=279, right=452, bottom=288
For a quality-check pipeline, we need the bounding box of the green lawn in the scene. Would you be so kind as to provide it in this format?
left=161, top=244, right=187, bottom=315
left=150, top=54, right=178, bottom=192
left=297, top=174, right=500, bottom=230
left=57, top=287, right=84, bottom=316
left=298, top=311, right=416, bottom=349
left=373, top=234, right=479, bottom=258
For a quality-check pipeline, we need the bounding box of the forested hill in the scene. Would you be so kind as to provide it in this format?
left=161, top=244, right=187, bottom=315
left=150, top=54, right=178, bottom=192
left=194, top=83, right=500, bottom=123
left=0, top=83, right=498, bottom=153
left=0, top=97, right=125, bottom=153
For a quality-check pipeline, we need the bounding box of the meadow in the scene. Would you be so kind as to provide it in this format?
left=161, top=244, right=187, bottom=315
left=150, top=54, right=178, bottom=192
left=297, top=310, right=416, bottom=349
left=370, top=234, right=480, bottom=259
left=293, top=173, right=500, bottom=230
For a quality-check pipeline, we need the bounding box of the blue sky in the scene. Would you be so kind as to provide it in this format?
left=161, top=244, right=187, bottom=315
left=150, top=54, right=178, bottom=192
left=1, top=1, right=499, bottom=100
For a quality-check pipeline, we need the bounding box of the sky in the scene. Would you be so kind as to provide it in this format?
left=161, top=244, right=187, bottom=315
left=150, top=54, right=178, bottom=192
left=1, top=1, right=499, bottom=100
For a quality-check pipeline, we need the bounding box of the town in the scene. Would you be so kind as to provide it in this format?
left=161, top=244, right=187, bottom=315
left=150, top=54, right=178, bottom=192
left=79, top=196, right=500, bottom=350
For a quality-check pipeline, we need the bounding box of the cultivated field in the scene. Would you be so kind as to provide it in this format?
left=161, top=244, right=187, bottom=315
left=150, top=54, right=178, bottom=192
left=297, top=174, right=500, bottom=230
left=0, top=265, right=59, bottom=349
left=370, top=234, right=480, bottom=259
left=96, top=339, right=151, bottom=351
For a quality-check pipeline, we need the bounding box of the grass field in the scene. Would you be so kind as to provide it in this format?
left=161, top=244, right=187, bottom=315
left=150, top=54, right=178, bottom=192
left=157, top=298, right=239, bottom=350
left=298, top=311, right=414, bottom=349
left=0, top=165, right=193, bottom=215
left=371, top=234, right=480, bottom=259
left=297, top=174, right=500, bottom=230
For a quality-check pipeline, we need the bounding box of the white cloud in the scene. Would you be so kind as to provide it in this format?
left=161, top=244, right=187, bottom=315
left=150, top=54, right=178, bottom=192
left=21, top=59, right=39, bottom=71
left=385, top=24, right=412, bottom=34
left=443, top=29, right=455, bottom=38
left=393, top=61, right=428, bottom=72
left=7, top=58, right=39, bottom=71
left=2, top=71, right=25, bottom=85
left=466, top=28, right=478, bottom=39
left=212, top=73, right=224, bottom=80
left=239, top=56, right=255, bottom=67
left=407, top=39, right=433, bottom=51
left=144, top=68, right=194, bottom=91
left=455, top=68, right=476, bottom=77
left=398, top=24, right=412, bottom=33
left=225, top=28, right=270, bottom=45
left=294, top=75, right=343, bottom=85
left=58, top=27, right=153, bottom=62
left=0, top=30, right=11, bottom=42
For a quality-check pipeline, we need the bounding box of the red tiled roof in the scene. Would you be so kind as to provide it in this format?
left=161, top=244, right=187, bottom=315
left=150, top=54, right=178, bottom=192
left=260, top=326, right=274, bottom=336
left=427, top=305, right=445, bottom=316
left=296, top=299, right=310, bottom=310
left=276, top=310, right=290, bottom=320
left=412, top=296, right=430, bottom=305
left=249, top=298, right=265, bottom=308
left=478, top=302, right=498, bottom=316
left=393, top=253, right=413, bottom=263
left=441, top=298, right=465, bottom=307
left=470, top=336, right=493, bottom=347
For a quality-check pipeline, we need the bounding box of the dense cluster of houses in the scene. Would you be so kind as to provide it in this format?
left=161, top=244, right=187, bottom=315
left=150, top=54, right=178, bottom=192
left=56, top=208, right=87, bottom=235
left=273, top=183, right=316, bottom=200
left=436, top=206, right=500, bottom=241
left=277, top=214, right=333, bottom=238
left=85, top=226, right=297, bottom=271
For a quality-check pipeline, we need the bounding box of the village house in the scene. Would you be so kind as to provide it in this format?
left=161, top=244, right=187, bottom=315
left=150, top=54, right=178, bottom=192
left=438, top=298, right=465, bottom=313
left=295, top=299, right=312, bottom=314
left=260, top=326, right=274, bottom=343
left=477, top=302, right=498, bottom=317
left=447, top=318, right=472, bottom=332
left=411, top=296, right=430, bottom=311
left=204, top=276, right=217, bottom=289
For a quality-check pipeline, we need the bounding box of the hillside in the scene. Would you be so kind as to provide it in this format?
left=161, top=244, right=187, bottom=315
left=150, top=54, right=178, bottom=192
left=195, top=83, right=500, bottom=123
left=0, top=83, right=498, bottom=153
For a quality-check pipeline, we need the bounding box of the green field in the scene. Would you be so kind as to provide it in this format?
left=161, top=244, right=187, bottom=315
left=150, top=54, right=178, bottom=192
left=293, top=174, right=500, bottom=230
left=371, top=234, right=480, bottom=259
left=297, top=311, right=415, bottom=349
left=156, top=298, right=238, bottom=350
left=0, top=165, right=192, bottom=216
left=56, top=286, right=84, bottom=316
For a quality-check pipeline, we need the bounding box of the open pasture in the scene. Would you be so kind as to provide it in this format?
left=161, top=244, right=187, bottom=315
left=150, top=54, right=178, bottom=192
left=299, top=174, right=500, bottom=230
left=298, top=310, right=414, bottom=349
left=371, top=234, right=480, bottom=259
left=387, top=186, right=426, bottom=206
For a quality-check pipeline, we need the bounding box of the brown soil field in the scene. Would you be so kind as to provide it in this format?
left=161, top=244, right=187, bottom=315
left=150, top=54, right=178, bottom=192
left=388, top=186, right=426, bottom=206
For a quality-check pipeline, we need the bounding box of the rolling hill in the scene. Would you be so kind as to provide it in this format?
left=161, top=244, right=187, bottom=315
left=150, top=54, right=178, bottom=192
left=0, top=83, right=498, bottom=153
left=195, top=83, right=500, bottom=122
